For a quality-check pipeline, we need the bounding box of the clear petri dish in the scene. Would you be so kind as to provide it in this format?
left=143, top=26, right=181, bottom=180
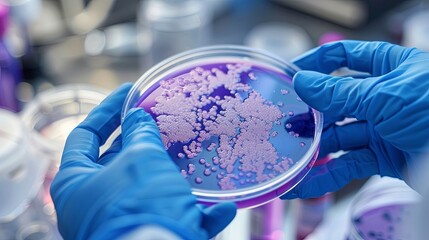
left=21, top=84, right=109, bottom=167
left=347, top=177, right=421, bottom=240
left=122, top=45, right=323, bottom=208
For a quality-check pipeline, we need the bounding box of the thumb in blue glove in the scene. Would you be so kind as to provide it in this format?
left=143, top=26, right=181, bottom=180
left=282, top=41, right=429, bottom=199
left=50, top=83, right=236, bottom=240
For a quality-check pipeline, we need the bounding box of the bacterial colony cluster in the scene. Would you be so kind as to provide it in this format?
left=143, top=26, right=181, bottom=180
left=137, top=62, right=315, bottom=191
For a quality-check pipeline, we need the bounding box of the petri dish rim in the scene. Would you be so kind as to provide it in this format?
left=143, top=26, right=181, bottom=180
left=122, top=45, right=323, bottom=202
left=20, top=84, right=109, bottom=157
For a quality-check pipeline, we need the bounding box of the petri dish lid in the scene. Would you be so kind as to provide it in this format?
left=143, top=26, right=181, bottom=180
left=123, top=45, right=322, bottom=208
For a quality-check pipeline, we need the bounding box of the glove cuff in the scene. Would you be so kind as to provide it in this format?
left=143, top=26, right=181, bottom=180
left=88, top=214, right=207, bottom=240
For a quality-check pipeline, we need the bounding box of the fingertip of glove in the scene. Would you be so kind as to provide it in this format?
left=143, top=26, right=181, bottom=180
left=219, top=202, right=238, bottom=215
left=202, top=202, right=238, bottom=238
left=293, top=71, right=326, bottom=87
left=112, top=83, right=133, bottom=97
left=123, top=108, right=154, bottom=125
left=280, top=190, right=298, bottom=200
left=122, top=108, right=160, bottom=140
left=293, top=71, right=327, bottom=102
left=220, top=202, right=238, bottom=224
left=119, top=82, right=134, bottom=90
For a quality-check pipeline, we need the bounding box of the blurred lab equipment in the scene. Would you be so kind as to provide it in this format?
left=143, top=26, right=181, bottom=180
left=295, top=194, right=333, bottom=240
left=4, top=0, right=42, bottom=58
left=0, top=109, right=56, bottom=240
left=60, top=0, right=117, bottom=34
left=216, top=210, right=251, bottom=240
left=402, top=9, right=429, bottom=52
left=244, top=22, right=313, bottom=60
left=318, top=32, right=345, bottom=46
left=409, top=149, right=429, bottom=240
left=0, top=192, right=61, bottom=240
left=0, top=1, right=21, bottom=111
left=271, top=0, right=404, bottom=28
left=244, top=22, right=314, bottom=61
left=84, top=23, right=139, bottom=57
left=0, top=109, right=49, bottom=220
left=20, top=84, right=109, bottom=220
left=0, top=193, right=62, bottom=240
left=21, top=84, right=109, bottom=166
left=138, top=0, right=211, bottom=66
left=5, top=0, right=41, bottom=25
left=347, top=176, right=421, bottom=240
left=83, top=0, right=231, bottom=58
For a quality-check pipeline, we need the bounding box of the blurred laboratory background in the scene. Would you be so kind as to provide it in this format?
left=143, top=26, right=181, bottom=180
left=0, top=0, right=428, bottom=239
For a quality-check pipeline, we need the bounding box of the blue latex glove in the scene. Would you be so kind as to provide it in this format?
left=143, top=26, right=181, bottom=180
left=50, top=83, right=237, bottom=240
left=281, top=41, right=429, bottom=199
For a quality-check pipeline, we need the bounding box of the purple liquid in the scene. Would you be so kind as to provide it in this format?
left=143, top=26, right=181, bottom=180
left=351, top=204, right=416, bottom=240
left=137, top=62, right=317, bottom=194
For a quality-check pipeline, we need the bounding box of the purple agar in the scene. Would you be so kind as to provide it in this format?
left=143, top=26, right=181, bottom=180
left=137, top=62, right=314, bottom=189
left=123, top=46, right=322, bottom=208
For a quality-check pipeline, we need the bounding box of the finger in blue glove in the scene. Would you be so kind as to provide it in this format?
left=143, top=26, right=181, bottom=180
left=282, top=41, right=429, bottom=199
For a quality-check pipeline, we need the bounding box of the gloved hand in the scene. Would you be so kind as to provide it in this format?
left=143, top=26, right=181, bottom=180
left=281, top=41, right=429, bottom=199
left=50, top=83, right=237, bottom=240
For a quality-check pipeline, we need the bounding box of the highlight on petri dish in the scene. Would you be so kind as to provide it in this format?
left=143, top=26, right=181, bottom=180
left=123, top=46, right=322, bottom=208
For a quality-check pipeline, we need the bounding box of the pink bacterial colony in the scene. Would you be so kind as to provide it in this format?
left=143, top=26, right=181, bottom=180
left=151, top=63, right=292, bottom=190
